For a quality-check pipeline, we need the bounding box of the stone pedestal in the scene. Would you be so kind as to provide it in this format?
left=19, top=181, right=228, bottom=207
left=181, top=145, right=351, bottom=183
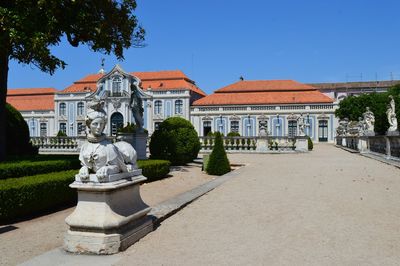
left=358, top=138, right=368, bottom=153
left=256, top=138, right=269, bottom=152
left=295, top=137, right=308, bottom=152
left=132, top=131, right=148, bottom=160
left=387, top=130, right=400, bottom=136
left=364, top=130, right=375, bottom=136
left=64, top=174, right=153, bottom=254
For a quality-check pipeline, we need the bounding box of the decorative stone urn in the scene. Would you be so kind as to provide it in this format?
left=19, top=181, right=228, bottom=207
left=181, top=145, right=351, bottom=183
left=64, top=97, right=152, bottom=254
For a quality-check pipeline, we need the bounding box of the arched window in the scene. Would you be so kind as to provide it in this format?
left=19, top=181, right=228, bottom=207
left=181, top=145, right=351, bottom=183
left=154, top=100, right=162, bottom=115
left=112, top=76, right=122, bottom=96
left=175, top=100, right=183, bottom=114
left=59, top=103, right=66, bottom=116
left=110, top=112, right=124, bottom=136
left=77, top=102, right=84, bottom=116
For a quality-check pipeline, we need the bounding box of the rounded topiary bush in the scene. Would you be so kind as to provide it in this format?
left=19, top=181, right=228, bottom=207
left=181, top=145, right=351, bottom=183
left=5, top=103, right=37, bottom=157
left=206, top=132, right=231, bottom=176
left=149, top=117, right=200, bottom=165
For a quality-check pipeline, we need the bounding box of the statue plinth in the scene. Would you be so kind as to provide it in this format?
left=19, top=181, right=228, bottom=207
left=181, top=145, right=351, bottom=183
left=363, top=130, right=375, bottom=136
left=75, top=169, right=142, bottom=183
left=64, top=173, right=153, bottom=254
left=295, top=136, right=308, bottom=152
left=117, top=132, right=148, bottom=160
left=387, top=130, right=400, bottom=136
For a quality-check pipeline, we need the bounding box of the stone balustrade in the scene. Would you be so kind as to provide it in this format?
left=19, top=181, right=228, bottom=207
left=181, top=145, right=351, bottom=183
left=30, top=136, right=116, bottom=154
left=336, top=135, right=400, bottom=160
left=199, top=136, right=298, bottom=152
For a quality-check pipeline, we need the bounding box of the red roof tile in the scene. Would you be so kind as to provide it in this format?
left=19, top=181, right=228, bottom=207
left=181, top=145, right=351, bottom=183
left=193, top=80, right=333, bottom=106
left=7, top=88, right=56, bottom=111
left=216, top=80, right=316, bottom=93
left=60, top=70, right=206, bottom=96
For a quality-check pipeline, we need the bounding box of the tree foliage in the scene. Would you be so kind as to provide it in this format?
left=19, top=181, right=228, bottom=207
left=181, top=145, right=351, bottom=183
left=335, top=84, right=400, bottom=135
left=149, top=117, right=201, bottom=165
left=5, top=103, right=37, bottom=157
left=205, top=132, right=231, bottom=176
left=0, top=0, right=145, bottom=160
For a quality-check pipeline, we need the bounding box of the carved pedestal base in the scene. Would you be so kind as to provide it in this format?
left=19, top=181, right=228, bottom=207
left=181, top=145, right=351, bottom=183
left=132, top=132, right=148, bottom=160
left=64, top=175, right=152, bottom=254
left=387, top=130, right=399, bottom=136
left=256, top=138, right=269, bottom=152
left=295, top=138, right=308, bottom=152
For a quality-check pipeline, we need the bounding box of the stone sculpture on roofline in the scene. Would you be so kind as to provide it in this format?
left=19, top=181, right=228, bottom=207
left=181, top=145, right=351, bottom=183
left=64, top=96, right=152, bottom=255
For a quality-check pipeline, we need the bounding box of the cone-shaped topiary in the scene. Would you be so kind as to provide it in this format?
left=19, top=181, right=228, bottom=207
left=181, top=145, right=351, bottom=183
left=205, top=132, right=231, bottom=176
left=307, top=136, right=313, bottom=150
left=149, top=117, right=200, bottom=165
left=5, top=103, right=38, bottom=157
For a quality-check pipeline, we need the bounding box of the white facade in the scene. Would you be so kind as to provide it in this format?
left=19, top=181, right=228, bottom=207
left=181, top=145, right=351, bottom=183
left=191, top=104, right=337, bottom=143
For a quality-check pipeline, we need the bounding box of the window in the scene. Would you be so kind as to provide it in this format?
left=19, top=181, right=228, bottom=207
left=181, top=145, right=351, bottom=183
left=77, top=102, right=84, bottom=116
left=203, top=121, right=212, bottom=136
left=175, top=100, right=183, bottom=114
left=230, top=121, right=239, bottom=133
left=40, top=123, right=47, bottom=137
left=59, top=103, right=66, bottom=116
left=77, top=122, right=85, bottom=135
left=154, top=100, right=162, bottom=115
left=288, top=120, right=297, bottom=138
left=112, top=76, right=122, bottom=96
left=318, top=120, right=328, bottom=142
left=59, top=123, right=67, bottom=134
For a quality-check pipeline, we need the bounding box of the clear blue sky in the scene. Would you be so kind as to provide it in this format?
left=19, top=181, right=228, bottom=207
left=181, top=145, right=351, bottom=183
left=8, top=0, right=400, bottom=95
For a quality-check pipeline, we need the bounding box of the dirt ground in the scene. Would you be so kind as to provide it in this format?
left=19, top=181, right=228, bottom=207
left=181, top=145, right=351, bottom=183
left=0, top=163, right=213, bottom=266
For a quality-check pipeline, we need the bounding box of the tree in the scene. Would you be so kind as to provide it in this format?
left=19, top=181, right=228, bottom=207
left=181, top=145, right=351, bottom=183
left=149, top=117, right=201, bottom=165
left=205, top=132, right=231, bottom=176
left=0, top=0, right=145, bottom=161
left=335, top=85, right=400, bottom=135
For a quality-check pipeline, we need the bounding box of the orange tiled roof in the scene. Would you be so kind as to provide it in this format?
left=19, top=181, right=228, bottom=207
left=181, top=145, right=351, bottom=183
left=60, top=70, right=206, bottom=96
left=216, top=80, right=316, bottom=93
left=7, top=88, right=57, bottom=111
left=193, top=80, right=333, bottom=106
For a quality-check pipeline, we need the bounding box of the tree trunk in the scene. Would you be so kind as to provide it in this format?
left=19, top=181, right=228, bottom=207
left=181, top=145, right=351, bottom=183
left=0, top=51, right=9, bottom=161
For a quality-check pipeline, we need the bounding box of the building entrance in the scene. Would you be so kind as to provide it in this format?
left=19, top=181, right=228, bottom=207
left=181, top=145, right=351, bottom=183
left=318, top=120, right=328, bottom=142
left=110, top=112, right=123, bottom=136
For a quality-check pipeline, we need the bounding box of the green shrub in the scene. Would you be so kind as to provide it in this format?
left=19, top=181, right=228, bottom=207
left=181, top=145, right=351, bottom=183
left=5, top=103, right=38, bottom=157
left=56, top=130, right=67, bottom=137
left=137, top=159, right=171, bottom=182
left=227, top=132, right=240, bottom=137
left=149, top=117, right=201, bottom=165
left=206, top=132, right=231, bottom=176
left=0, top=170, right=77, bottom=222
left=118, top=122, right=137, bottom=133
left=0, top=159, right=81, bottom=180
left=308, top=136, right=313, bottom=151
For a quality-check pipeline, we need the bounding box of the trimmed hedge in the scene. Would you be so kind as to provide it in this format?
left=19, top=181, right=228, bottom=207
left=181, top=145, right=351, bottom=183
left=149, top=117, right=200, bottom=165
left=0, top=159, right=81, bottom=180
left=6, top=103, right=38, bottom=156
left=138, top=159, right=171, bottom=182
left=0, top=170, right=77, bottom=223
left=206, top=132, right=231, bottom=176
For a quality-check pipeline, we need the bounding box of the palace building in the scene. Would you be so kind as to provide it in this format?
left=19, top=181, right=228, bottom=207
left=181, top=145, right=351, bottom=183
left=191, top=80, right=336, bottom=142
left=6, top=65, right=400, bottom=143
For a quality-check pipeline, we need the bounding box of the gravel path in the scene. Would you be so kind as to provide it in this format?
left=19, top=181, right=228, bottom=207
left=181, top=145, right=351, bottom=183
left=117, top=144, right=400, bottom=266
left=0, top=163, right=213, bottom=266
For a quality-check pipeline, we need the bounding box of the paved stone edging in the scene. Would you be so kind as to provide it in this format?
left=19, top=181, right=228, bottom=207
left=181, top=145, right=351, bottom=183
left=149, top=164, right=246, bottom=224
left=19, top=165, right=245, bottom=266
left=335, top=145, right=400, bottom=168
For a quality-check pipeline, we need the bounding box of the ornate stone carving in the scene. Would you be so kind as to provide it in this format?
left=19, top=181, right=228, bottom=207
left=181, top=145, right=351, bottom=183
left=363, top=107, right=375, bottom=134
left=77, top=97, right=138, bottom=183
left=298, top=114, right=306, bottom=136
left=387, top=95, right=398, bottom=133
left=112, top=98, right=122, bottom=110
